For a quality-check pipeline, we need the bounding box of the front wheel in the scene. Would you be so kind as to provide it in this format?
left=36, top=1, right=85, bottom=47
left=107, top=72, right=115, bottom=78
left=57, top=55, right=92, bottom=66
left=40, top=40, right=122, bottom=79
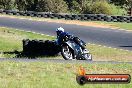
left=83, top=53, right=92, bottom=61
left=61, top=45, right=74, bottom=60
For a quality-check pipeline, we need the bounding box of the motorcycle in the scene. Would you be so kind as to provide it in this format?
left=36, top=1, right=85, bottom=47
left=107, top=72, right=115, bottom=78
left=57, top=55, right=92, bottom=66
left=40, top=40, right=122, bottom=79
left=57, top=35, right=92, bottom=60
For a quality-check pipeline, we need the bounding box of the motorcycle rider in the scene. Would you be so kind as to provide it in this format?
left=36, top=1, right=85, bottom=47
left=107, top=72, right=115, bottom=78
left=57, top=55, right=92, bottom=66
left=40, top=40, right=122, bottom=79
left=56, top=27, right=86, bottom=48
left=56, top=27, right=72, bottom=45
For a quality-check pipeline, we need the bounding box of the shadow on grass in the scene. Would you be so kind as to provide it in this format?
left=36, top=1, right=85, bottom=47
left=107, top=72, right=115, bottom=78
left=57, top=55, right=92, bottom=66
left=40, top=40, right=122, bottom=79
left=3, top=50, right=59, bottom=58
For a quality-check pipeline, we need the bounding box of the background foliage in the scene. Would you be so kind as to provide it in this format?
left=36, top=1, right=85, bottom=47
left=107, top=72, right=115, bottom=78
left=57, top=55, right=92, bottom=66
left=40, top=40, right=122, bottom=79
left=0, top=0, right=130, bottom=15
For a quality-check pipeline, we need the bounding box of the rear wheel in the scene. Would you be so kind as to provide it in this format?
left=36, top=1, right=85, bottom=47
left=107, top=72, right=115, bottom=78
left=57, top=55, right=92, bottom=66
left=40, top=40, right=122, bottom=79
left=61, top=45, right=74, bottom=60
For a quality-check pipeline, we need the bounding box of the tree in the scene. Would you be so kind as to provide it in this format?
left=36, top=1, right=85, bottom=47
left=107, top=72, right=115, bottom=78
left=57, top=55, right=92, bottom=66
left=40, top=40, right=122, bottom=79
left=110, top=0, right=132, bottom=8
left=37, top=0, right=68, bottom=13
left=15, top=0, right=27, bottom=11
left=25, top=0, right=38, bottom=11
left=0, top=0, right=16, bottom=10
left=83, top=0, right=112, bottom=14
left=127, top=0, right=132, bottom=8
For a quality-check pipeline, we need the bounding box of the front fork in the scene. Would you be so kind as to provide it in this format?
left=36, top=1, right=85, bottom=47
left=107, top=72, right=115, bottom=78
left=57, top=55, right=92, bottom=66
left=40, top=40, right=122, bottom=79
left=74, top=47, right=84, bottom=60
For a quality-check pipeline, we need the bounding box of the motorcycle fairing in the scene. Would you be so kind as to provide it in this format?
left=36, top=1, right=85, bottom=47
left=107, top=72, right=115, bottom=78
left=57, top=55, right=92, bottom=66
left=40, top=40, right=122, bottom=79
left=64, top=41, right=83, bottom=59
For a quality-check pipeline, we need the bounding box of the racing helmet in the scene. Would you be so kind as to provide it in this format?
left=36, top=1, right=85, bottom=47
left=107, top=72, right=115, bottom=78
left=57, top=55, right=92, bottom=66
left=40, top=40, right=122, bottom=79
left=56, top=27, right=64, bottom=32
left=56, top=27, right=64, bottom=35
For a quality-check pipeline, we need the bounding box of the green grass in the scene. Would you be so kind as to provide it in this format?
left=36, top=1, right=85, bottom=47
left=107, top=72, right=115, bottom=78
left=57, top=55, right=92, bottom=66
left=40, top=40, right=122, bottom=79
left=88, top=44, right=132, bottom=62
left=0, top=61, right=131, bottom=88
left=0, top=27, right=132, bottom=61
left=0, top=27, right=55, bottom=58
left=110, top=4, right=127, bottom=16
left=95, top=21, right=132, bottom=31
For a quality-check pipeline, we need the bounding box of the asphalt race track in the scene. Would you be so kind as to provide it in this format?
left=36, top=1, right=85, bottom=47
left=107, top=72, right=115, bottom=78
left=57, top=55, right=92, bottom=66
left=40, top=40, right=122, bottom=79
left=0, top=16, right=132, bottom=51
left=0, top=58, right=132, bottom=64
